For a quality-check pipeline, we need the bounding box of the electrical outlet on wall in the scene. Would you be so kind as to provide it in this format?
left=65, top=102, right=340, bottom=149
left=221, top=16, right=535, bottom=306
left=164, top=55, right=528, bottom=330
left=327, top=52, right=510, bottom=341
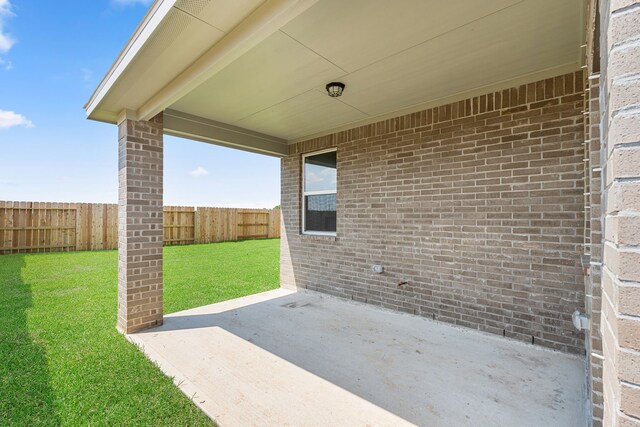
left=371, top=265, right=384, bottom=274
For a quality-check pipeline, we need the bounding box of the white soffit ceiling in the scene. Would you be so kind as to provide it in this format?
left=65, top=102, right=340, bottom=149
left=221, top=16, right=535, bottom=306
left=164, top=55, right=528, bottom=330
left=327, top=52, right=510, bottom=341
left=168, top=0, right=585, bottom=141
left=237, top=90, right=368, bottom=138
left=91, top=0, right=265, bottom=121
left=280, top=0, right=522, bottom=74
left=176, top=0, right=265, bottom=32
left=171, top=30, right=346, bottom=123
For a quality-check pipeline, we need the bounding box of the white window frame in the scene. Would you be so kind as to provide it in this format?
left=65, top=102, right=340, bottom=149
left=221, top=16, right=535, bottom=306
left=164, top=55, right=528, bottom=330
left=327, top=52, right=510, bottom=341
left=302, top=148, right=337, bottom=236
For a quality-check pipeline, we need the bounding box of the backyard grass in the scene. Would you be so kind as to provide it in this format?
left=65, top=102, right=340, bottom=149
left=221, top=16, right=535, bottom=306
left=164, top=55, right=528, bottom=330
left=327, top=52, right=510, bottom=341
left=0, top=239, right=280, bottom=426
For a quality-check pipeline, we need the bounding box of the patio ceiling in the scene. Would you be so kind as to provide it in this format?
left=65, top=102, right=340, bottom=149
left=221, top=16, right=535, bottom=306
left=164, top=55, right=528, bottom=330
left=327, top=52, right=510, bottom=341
left=86, top=0, right=586, bottom=156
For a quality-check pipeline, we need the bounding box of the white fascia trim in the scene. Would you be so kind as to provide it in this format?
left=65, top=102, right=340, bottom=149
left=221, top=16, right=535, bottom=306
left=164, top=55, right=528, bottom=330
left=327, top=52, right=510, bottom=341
left=84, top=0, right=177, bottom=117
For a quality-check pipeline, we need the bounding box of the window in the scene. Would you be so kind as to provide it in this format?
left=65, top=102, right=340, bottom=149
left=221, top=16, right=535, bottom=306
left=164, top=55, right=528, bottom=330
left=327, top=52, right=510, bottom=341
left=302, top=149, right=337, bottom=235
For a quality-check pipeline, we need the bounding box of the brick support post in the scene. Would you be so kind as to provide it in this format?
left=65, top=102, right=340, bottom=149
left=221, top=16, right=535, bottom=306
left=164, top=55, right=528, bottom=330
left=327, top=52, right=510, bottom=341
left=600, top=0, right=640, bottom=425
left=117, top=112, right=164, bottom=334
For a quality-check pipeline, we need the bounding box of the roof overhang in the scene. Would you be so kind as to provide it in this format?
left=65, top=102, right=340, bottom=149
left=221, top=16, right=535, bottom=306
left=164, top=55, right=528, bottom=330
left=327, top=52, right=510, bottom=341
left=86, top=0, right=587, bottom=157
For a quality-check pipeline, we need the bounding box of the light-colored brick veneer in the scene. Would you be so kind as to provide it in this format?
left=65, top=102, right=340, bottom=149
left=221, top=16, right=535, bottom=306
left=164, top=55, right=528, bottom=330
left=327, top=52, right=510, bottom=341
left=587, top=74, right=606, bottom=425
left=600, top=0, right=640, bottom=425
left=282, top=71, right=587, bottom=354
left=117, top=113, right=164, bottom=334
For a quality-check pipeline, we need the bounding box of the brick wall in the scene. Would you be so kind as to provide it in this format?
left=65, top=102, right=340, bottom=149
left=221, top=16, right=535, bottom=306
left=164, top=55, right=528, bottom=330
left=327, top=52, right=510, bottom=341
left=585, top=2, right=605, bottom=423
left=282, top=71, right=587, bottom=353
left=600, top=0, right=640, bottom=425
left=586, top=74, right=605, bottom=425
left=117, top=113, right=164, bottom=334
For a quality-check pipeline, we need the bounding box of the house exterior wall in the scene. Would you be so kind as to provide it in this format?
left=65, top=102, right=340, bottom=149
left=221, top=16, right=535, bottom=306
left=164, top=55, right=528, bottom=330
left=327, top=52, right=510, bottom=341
left=586, top=74, right=605, bottom=425
left=281, top=71, right=587, bottom=354
left=600, top=0, right=640, bottom=425
left=584, top=2, right=605, bottom=423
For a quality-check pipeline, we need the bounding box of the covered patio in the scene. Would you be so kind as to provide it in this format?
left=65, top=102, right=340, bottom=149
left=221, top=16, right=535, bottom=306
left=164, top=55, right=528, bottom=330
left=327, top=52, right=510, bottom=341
left=128, top=288, right=586, bottom=426
left=85, top=0, right=640, bottom=425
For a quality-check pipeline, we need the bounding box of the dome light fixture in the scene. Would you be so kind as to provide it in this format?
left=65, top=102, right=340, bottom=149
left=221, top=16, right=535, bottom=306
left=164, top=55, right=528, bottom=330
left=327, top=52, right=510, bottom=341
left=326, top=82, right=345, bottom=97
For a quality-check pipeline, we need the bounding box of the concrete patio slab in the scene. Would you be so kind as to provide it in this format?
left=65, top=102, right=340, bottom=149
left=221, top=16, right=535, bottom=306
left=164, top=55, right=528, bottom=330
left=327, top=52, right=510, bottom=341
left=127, top=289, right=586, bottom=426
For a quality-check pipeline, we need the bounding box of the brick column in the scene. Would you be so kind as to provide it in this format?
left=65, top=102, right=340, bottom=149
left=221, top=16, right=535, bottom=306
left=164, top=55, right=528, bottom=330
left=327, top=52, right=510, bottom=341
left=600, top=1, right=640, bottom=425
left=280, top=155, right=298, bottom=290
left=117, top=112, right=164, bottom=334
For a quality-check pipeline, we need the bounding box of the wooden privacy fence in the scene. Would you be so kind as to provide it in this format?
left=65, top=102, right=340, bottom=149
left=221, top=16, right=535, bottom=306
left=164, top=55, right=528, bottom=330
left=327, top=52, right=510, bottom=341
left=0, top=201, right=280, bottom=255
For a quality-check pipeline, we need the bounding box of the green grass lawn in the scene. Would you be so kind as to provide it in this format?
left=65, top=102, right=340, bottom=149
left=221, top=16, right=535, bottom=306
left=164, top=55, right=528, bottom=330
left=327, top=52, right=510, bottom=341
left=0, top=239, right=280, bottom=426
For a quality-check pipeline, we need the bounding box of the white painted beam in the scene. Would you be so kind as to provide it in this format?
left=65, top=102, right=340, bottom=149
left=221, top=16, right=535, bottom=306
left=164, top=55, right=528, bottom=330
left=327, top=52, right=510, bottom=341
left=163, top=109, right=288, bottom=157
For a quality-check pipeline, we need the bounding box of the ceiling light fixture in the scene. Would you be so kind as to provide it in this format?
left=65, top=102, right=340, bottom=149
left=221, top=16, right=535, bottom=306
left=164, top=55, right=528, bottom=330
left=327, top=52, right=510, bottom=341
left=326, top=82, right=345, bottom=97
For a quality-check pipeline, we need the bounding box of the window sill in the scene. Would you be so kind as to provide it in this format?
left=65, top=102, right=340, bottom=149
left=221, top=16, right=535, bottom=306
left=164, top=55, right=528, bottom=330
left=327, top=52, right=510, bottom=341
left=299, top=233, right=337, bottom=242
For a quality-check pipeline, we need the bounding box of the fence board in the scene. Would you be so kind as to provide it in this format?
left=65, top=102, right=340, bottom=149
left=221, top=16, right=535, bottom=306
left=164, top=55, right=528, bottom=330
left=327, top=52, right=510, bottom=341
left=164, top=206, right=196, bottom=246
left=268, top=209, right=281, bottom=238
left=0, top=201, right=279, bottom=254
left=237, top=210, right=269, bottom=240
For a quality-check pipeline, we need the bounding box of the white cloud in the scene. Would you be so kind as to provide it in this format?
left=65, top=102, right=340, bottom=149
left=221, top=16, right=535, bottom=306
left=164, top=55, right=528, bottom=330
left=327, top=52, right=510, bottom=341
left=0, top=0, right=11, bottom=14
left=111, top=0, right=153, bottom=6
left=0, top=110, right=33, bottom=129
left=189, top=166, right=209, bottom=177
left=0, top=32, right=12, bottom=53
left=0, top=0, right=15, bottom=54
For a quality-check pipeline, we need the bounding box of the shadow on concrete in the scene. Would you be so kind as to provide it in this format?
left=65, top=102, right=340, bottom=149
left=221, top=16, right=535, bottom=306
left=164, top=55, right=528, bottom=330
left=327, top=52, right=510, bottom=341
left=144, top=290, right=586, bottom=426
left=0, top=254, right=59, bottom=425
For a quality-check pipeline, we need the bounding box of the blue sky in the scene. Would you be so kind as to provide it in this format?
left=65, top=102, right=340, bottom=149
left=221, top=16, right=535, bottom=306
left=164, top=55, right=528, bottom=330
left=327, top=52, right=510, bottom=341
left=0, top=0, right=280, bottom=208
